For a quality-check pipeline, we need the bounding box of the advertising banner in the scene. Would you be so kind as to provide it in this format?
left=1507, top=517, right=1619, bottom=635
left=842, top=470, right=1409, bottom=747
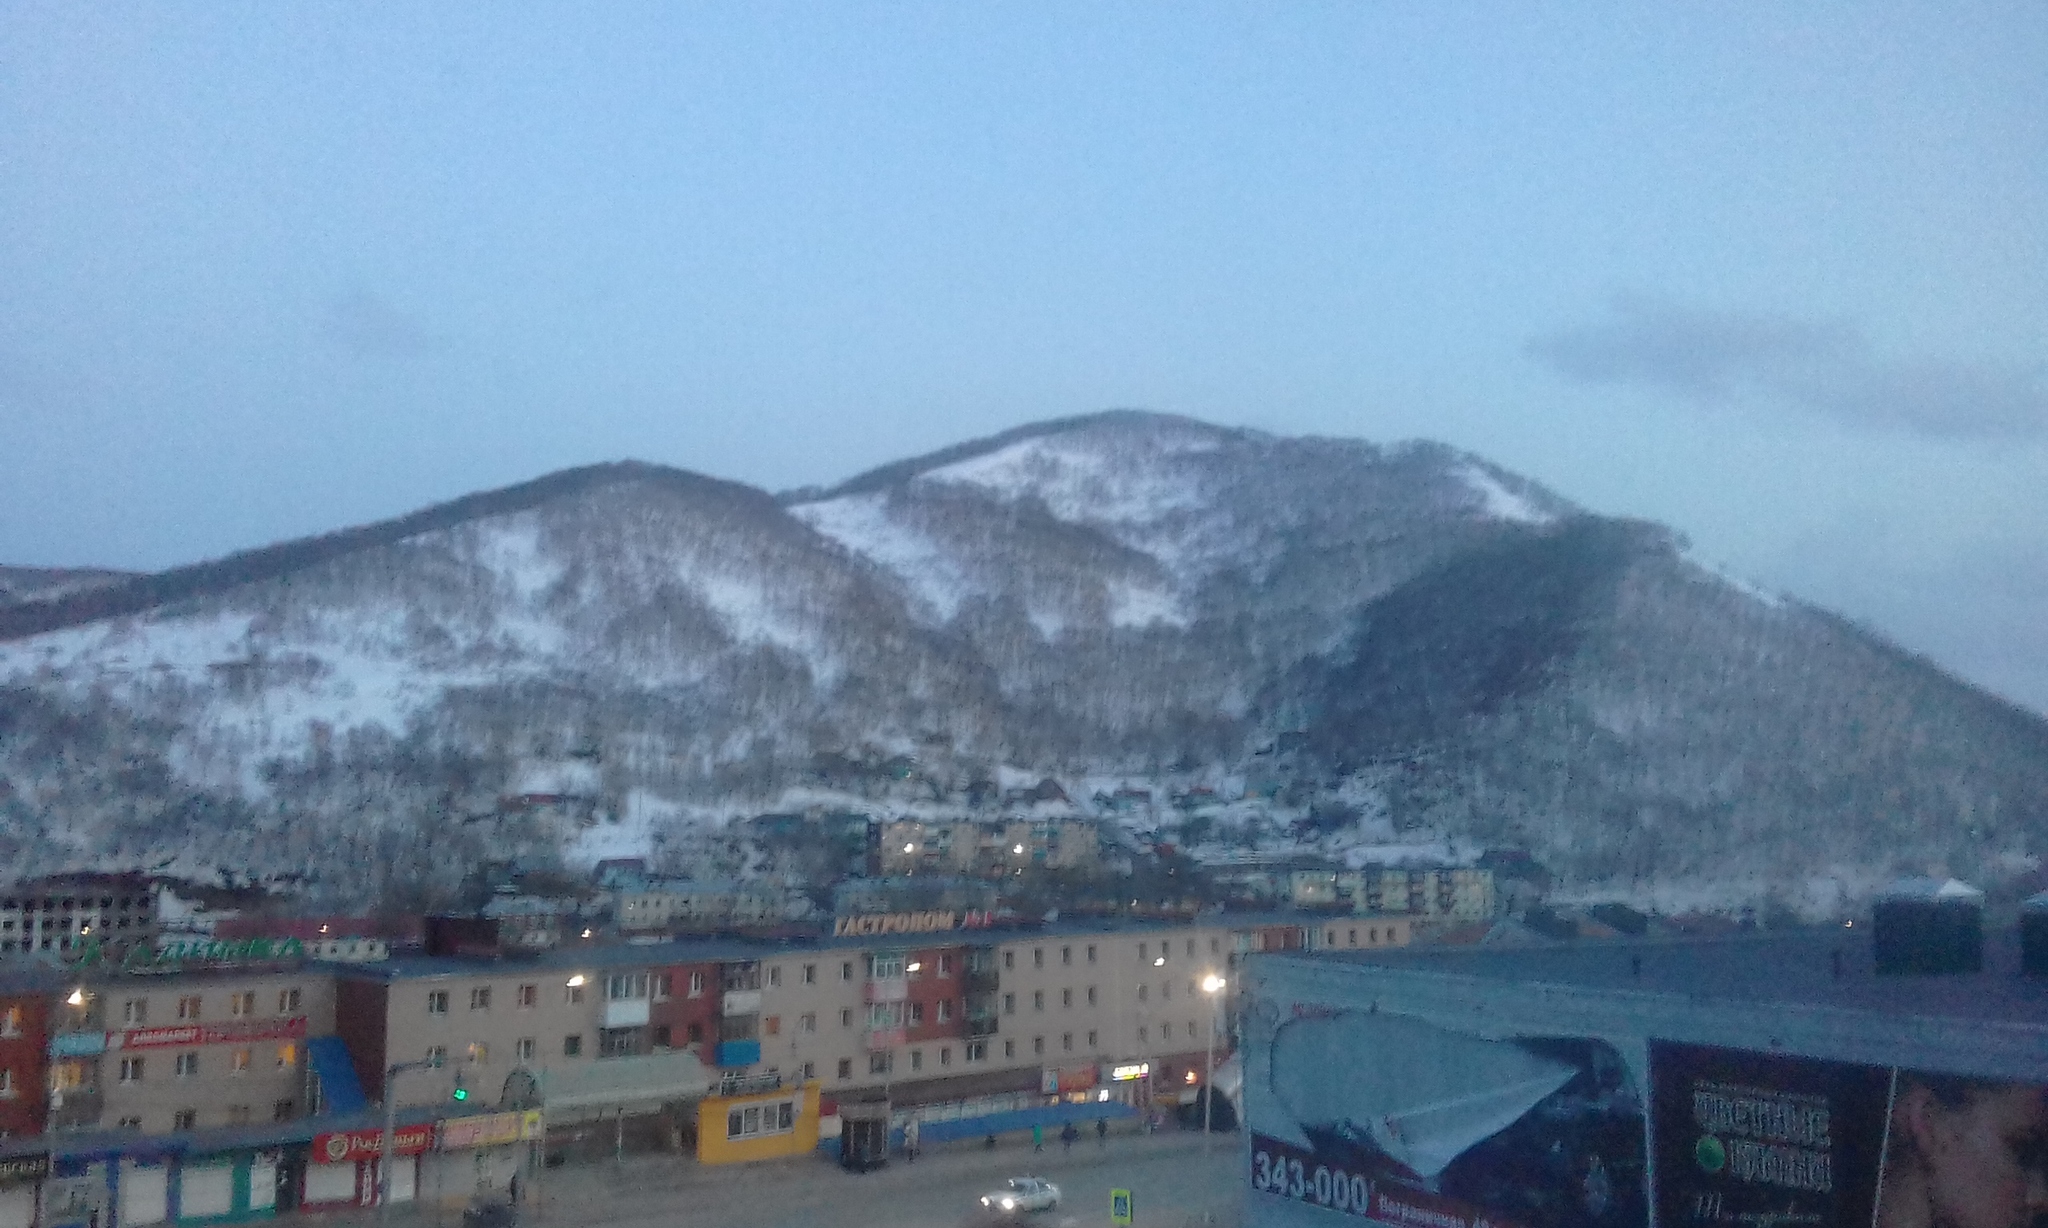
left=313, top=1124, right=435, bottom=1165
left=1246, top=1009, right=1647, bottom=1228
left=438, top=1110, right=543, bottom=1151
left=111, top=1015, right=308, bottom=1051
left=1649, top=1041, right=1892, bottom=1228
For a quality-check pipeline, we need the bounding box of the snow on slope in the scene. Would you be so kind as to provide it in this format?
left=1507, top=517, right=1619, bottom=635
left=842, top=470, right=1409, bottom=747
left=792, top=493, right=972, bottom=620
left=1459, top=464, right=1554, bottom=525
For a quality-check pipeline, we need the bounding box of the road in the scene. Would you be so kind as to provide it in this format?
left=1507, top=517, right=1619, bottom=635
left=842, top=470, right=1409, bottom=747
left=341, top=1128, right=1243, bottom=1228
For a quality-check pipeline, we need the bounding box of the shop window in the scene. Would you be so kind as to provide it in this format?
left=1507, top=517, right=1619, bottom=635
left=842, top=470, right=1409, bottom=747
left=724, top=1098, right=796, bottom=1139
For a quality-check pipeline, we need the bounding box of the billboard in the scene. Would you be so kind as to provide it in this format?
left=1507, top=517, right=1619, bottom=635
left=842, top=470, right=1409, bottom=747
left=1245, top=1015, right=2048, bottom=1228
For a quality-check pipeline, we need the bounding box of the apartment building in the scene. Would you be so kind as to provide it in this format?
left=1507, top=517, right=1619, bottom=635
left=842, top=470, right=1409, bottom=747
left=1287, top=865, right=1497, bottom=922
left=89, top=967, right=332, bottom=1134
left=0, top=874, right=158, bottom=959
left=0, top=966, right=59, bottom=1140
left=876, top=820, right=1101, bottom=878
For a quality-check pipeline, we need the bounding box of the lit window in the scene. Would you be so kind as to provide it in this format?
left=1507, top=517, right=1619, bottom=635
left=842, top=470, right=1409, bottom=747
left=276, top=1043, right=298, bottom=1070
left=230, top=1049, right=251, bottom=1075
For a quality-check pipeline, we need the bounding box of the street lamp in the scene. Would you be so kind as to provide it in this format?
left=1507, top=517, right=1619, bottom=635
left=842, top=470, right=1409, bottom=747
left=1200, top=974, right=1226, bottom=1150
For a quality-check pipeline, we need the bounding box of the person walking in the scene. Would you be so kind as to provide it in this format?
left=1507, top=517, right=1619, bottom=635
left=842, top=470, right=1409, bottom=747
left=904, top=1116, right=920, bottom=1164
left=1060, top=1121, right=1079, bottom=1152
left=1032, top=1124, right=1044, bottom=1152
left=1096, top=1117, right=1108, bottom=1148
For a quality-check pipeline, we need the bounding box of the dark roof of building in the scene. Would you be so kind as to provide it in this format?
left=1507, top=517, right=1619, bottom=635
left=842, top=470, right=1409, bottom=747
left=1301, top=924, right=2048, bottom=1028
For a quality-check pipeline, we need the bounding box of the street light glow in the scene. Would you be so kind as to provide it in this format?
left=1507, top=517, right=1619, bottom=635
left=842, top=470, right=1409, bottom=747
left=66, top=988, right=85, bottom=1006
left=566, top=974, right=586, bottom=987
left=903, top=843, right=916, bottom=853
left=1153, top=956, right=1166, bottom=966
left=1201, top=974, right=1226, bottom=994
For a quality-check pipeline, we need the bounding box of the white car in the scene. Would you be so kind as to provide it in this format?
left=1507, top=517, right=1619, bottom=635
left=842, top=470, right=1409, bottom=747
left=979, top=1177, right=1061, bottom=1214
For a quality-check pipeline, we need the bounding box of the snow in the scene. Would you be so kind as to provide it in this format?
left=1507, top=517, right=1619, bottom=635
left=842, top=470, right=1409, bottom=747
left=792, top=494, right=973, bottom=620
left=1105, top=580, right=1187, bottom=629
left=920, top=435, right=1213, bottom=549
left=1458, top=465, right=1552, bottom=525
left=1683, top=552, right=1786, bottom=609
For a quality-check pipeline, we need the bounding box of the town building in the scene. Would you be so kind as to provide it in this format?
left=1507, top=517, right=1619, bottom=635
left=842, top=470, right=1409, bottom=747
left=0, top=876, right=159, bottom=961
left=876, top=819, right=1101, bottom=878
left=1242, top=911, right=2048, bottom=1228
left=1284, top=864, right=1496, bottom=922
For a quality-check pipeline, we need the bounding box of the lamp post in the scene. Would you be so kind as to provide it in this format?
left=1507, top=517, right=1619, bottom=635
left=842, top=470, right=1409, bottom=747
left=1200, top=974, right=1225, bottom=1151
left=377, top=1059, right=434, bottom=1222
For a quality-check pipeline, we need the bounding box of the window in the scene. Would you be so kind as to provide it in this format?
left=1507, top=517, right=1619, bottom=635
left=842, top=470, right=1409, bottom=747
left=468, top=1042, right=489, bottom=1064
left=178, top=995, right=202, bottom=1020
left=935, top=955, right=950, bottom=978
left=935, top=999, right=951, bottom=1023
left=768, top=967, right=781, bottom=988
left=563, top=1035, right=583, bottom=1057
left=118, top=1115, right=143, bottom=1129
left=1002, top=992, right=1016, bottom=1015
left=690, top=970, right=707, bottom=997
left=724, top=1098, right=797, bottom=1140
left=1087, top=986, right=1097, bottom=1006
left=122, top=998, right=147, bottom=1026
left=1138, top=943, right=1147, bottom=963
left=1062, top=1032, right=1073, bottom=1051
left=517, top=984, right=538, bottom=1009
left=840, top=961, right=853, bottom=981
left=1087, top=1030, right=1098, bottom=1048
left=279, top=987, right=302, bottom=1013
left=837, top=1058, right=853, bottom=1079
left=869, top=1052, right=892, bottom=1075
left=687, top=1022, right=703, bottom=1044
left=1032, top=1036, right=1045, bottom=1055
left=426, top=991, right=449, bottom=1015
left=1162, top=1022, right=1173, bottom=1039
left=765, top=1015, right=782, bottom=1037
left=1032, top=990, right=1044, bottom=1011
left=1138, top=1026, right=1149, bottom=1044
left=229, top=991, right=255, bottom=1017
left=800, top=1012, right=816, bottom=1033
left=175, top=1052, right=200, bottom=1078
left=1002, top=951, right=1014, bottom=970
left=1186, top=939, right=1196, bottom=957
left=802, top=963, right=817, bottom=985
left=870, top=954, right=905, bottom=979
left=966, top=1041, right=987, bottom=1062
left=1032, top=948, right=1044, bottom=968
left=939, top=1046, right=952, bottom=1066
left=564, top=983, right=585, bottom=1005
left=652, top=974, right=672, bottom=1002
left=1348, top=928, right=1357, bottom=947
left=1061, top=988, right=1072, bottom=1008
left=230, top=1049, right=251, bottom=1075
left=1086, top=944, right=1097, bottom=964
left=801, top=1061, right=815, bottom=1080
left=1138, top=985, right=1148, bottom=1002
left=907, top=1003, right=923, bottom=1026
left=605, top=974, right=645, bottom=1001
left=909, top=1049, right=923, bottom=1072
left=119, top=1057, right=145, bottom=1084
left=1003, top=1040, right=1015, bottom=1058
left=273, top=1100, right=295, bottom=1122
left=425, top=1046, right=448, bottom=1067
left=1061, top=946, right=1072, bottom=965
left=276, top=1043, right=298, bottom=1069
left=470, top=986, right=493, bottom=1011
left=174, top=1109, right=197, bottom=1131
left=1210, top=938, right=1221, bottom=955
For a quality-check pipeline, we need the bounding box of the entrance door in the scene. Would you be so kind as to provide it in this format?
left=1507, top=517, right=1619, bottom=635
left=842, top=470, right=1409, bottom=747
left=118, top=1162, right=169, bottom=1228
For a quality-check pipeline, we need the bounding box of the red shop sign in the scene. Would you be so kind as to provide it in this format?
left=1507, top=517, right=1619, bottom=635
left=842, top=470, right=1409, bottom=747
left=312, top=1124, right=435, bottom=1165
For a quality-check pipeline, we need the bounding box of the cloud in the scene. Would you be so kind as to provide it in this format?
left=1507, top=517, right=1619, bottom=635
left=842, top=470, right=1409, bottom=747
left=1528, top=295, right=2048, bottom=438
left=322, top=290, right=438, bottom=360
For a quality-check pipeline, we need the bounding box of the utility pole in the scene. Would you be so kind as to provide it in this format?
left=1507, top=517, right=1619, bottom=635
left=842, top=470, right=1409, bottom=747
left=377, top=1059, right=434, bottom=1222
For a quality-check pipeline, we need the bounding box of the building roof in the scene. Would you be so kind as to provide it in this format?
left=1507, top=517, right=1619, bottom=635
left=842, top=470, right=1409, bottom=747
left=1296, top=924, right=2048, bottom=1030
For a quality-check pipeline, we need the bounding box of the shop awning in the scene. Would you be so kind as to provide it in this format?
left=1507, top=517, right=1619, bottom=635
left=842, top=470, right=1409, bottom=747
left=541, top=1050, right=715, bottom=1120
left=307, top=1036, right=370, bottom=1115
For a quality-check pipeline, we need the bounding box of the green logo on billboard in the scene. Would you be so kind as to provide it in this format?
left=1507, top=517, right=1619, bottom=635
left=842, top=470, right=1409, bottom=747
left=1695, top=1135, right=1726, bottom=1173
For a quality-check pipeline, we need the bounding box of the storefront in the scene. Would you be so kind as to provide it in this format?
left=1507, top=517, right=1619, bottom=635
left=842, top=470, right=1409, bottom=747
left=171, top=1151, right=278, bottom=1224
left=418, top=1112, right=541, bottom=1210
left=302, top=1124, right=430, bottom=1211
left=0, top=1156, right=48, bottom=1228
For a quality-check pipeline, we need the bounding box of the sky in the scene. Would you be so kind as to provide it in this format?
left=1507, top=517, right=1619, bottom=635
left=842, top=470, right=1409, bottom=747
left=2, top=3, right=2044, bottom=712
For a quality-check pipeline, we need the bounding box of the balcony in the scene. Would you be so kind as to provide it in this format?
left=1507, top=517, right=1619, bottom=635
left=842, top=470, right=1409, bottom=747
left=862, top=978, right=907, bottom=1004
left=965, top=1016, right=999, bottom=1038
left=864, top=1028, right=907, bottom=1052
left=603, top=998, right=651, bottom=1028
left=963, top=967, right=1000, bottom=993
left=714, top=1039, right=761, bottom=1068
left=721, top=989, right=761, bottom=1015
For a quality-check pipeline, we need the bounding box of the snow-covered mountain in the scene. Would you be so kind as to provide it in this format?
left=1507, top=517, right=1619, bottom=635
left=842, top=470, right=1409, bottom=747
left=2, top=412, right=2042, bottom=912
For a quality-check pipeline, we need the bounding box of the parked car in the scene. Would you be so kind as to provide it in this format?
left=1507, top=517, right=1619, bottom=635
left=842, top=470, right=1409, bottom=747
left=978, top=1177, right=1061, bottom=1214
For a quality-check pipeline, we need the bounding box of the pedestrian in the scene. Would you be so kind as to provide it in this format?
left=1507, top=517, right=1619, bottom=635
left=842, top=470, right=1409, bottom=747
left=1061, top=1121, right=1078, bottom=1152
left=509, top=1173, right=522, bottom=1205
left=904, top=1117, right=920, bottom=1164
left=1032, top=1124, right=1044, bottom=1152
left=1096, top=1117, right=1108, bottom=1148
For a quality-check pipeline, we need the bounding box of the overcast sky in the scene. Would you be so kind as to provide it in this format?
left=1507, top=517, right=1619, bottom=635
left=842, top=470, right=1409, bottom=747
left=3, top=3, right=2044, bottom=712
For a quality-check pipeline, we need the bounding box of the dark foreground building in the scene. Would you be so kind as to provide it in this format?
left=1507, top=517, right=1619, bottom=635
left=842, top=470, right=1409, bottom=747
left=1242, top=924, right=2048, bottom=1228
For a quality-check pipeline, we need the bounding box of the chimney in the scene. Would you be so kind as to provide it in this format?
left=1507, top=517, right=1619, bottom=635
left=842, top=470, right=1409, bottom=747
left=2022, top=891, right=2048, bottom=978
left=1872, top=877, right=1985, bottom=975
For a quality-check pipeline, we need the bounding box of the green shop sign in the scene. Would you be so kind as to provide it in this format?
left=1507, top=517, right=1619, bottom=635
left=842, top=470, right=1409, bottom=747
left=74, top=935, right=307, bottom=970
